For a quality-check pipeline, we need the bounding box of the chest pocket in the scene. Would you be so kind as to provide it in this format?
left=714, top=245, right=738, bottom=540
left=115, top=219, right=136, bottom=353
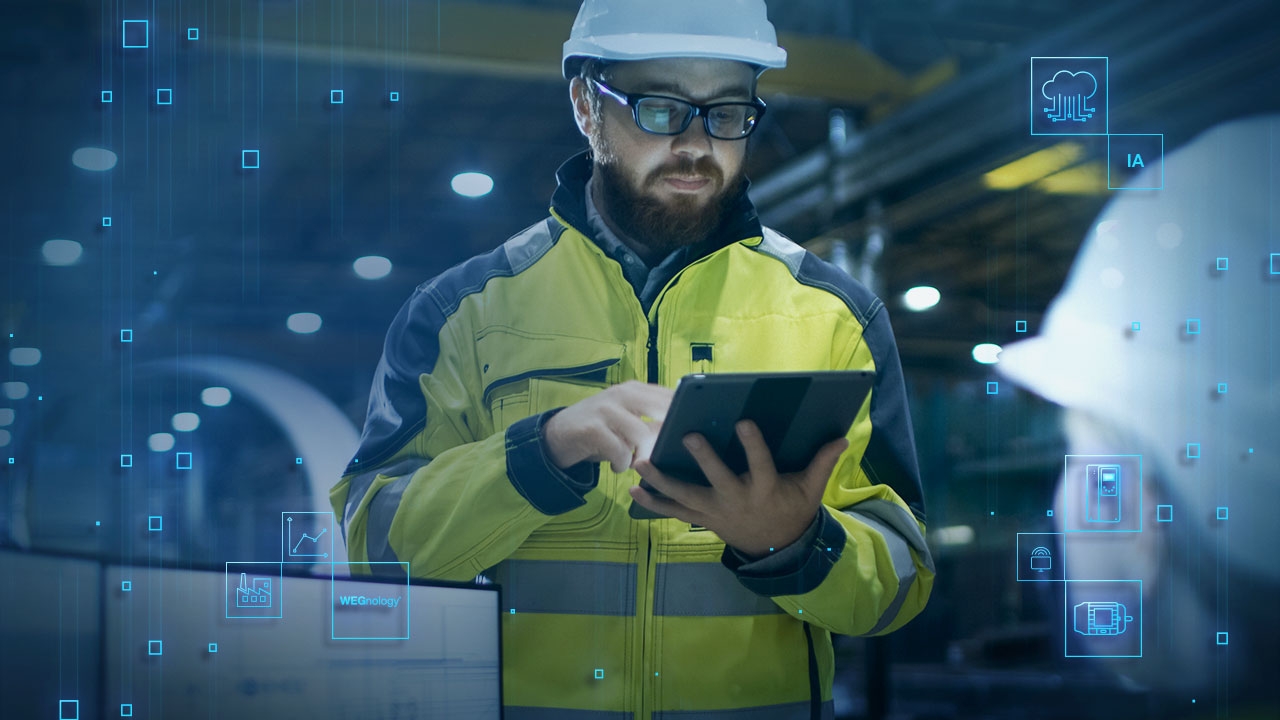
left=478, top=326, right=626, bottom=532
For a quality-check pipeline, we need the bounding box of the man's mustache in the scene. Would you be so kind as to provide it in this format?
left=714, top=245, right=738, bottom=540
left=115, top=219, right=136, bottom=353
left=646, top=158, right=723, bottom=187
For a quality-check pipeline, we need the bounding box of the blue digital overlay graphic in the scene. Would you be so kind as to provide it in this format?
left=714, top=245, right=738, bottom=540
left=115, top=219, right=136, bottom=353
left=1031, top=57, right=1109, bottom=135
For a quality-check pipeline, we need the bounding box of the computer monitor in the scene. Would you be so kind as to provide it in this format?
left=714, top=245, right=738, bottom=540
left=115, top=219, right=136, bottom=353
left=103, top=565, right=502, bottom=719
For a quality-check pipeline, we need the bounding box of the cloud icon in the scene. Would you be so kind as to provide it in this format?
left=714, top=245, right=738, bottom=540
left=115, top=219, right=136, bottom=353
left=1042, top=70, right=1098, bottom=101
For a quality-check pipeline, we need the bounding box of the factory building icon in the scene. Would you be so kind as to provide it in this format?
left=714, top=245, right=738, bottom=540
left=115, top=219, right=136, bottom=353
left=236, top=573, right=273, bottom=608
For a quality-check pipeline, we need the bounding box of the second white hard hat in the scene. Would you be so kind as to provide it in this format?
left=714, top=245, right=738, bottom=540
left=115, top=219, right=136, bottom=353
left=562, top=0, right=787, bottom=79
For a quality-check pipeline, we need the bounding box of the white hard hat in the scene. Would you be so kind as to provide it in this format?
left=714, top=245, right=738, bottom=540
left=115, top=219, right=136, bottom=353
left=999, top=114, right=1280, bottom=579
left=562, top=0, right=787, bottom=79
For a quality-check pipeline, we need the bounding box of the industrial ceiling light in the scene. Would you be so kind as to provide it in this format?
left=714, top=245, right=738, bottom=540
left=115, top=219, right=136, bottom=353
left=172, top=412, right=201, bottom=432
left=201, top=387, right=232, bottom=407
left=902, top=286, right=941, bottom=312
left=72, top=146, right=118, bottom=171
left=353, top=255, right=393, bottom=280
left=451, top=172, right=494, bottom=198
left=972, top=343, right=1003, bottom=365
left=148, top=432, right=175, bottom=452
left=286, top=313, right=323, bottom=334
left=9, top=348, right=41, bottom=367
left=42, top=239, right=84, bottom=266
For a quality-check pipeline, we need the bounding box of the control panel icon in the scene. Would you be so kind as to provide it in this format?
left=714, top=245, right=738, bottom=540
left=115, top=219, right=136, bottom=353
left=1085, top=464, right=1122, bottom=523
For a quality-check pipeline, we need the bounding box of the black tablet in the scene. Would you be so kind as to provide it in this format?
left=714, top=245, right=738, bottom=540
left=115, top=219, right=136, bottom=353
left=628, top=370, right=876, bottom=520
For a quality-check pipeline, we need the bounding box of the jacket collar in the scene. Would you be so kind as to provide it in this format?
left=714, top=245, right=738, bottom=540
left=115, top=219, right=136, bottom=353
left=550, top=150, right=764, bottom=264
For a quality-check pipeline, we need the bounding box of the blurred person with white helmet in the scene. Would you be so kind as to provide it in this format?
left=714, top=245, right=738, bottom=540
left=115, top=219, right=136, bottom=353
left=333, top=0, right=932, bottom=717
left=999, top=115, right=1280, bottom=715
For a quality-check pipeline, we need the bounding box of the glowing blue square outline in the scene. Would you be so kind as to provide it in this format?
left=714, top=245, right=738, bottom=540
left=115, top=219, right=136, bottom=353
left=1271, top=253, right=1279, bottom=274
left=147, top=515, right=162, bottom=532
left=595, top=669, right=605, bottom=680
left=986, top=381, right=999, bottom=395
left=1062, top=454, right=1143, bottom=533
left=225, top=562, right=284, bottom=619
left=1064, top=579, right=1142, bottom=658
left=1131, top=321, right=1140, bottom=332
left=1030, top=56, right=1109, bottom=136
left=1106, top=133, right=1164, bottom=190
left=120, top=454, right=132, bottom=468
left=330, top=89, right=344, bottom=104
left=281, top=511, right=335, bottom=563
left=122, top=20, right=148, bottom=48
left=1015, top=320, right=1028, bottom=333
left=1217, top=506, right=1228, bottom=520
left=102, top=216, right=111, bottom=227
left=330, top=561, right=411, bottom=640
left=389, top=91, right=399, bottom=102
left=176, top=452, right=192, bottom=470
left=120, top=329, right=133, bottom=343
left=1186, top=443, right=1200, bottom=459
left=121, top=580, right=131, bottom=592
left=242, top=149, right=260, bottom=169
left=1217, top=383, right=1228, bottom=394
left=1156, top=504, right=1173, bottom=522
left=1016, top=532, right=1065, bottom=582
left=1216, top=631, right=1228, bottom=645
left=208, top=642, right=217, bottom=653
left=1186, top=318, right=1201, bottom=335
left=156, top=88, right=172, bottom=105
left=60, top=699, right=79, bottom=720
left=188, top=28, right=199, bottom=40
left=101, top=90, right=112, bottom=103
left=1216, top=257, right=1228, bottom=271
left=121, top=703, right=133, bottom=717
left=147, top=639, right=162, bottom=656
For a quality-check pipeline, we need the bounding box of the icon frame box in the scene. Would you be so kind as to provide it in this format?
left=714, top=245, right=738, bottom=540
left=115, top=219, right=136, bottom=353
left=986, top=381, right=999, bottom=395
left=208, top=642, right=218, bottom=653
left=1217, top=506, right=1228, bottom=521
left=331, top=562, right=411, bottom=640
left=121, top=580, right=132, bottom=592
left=60, top=699, right=79, bottom=719
left=120, top=329, right=133, bottom=343
left=156, top=88, right=172, bottom=105
left=121, top=703, right=133, bottom=717
left=188, top=28, right=199, bottom=40
left=1186, top=443, right=1200, bottom=459
left=1216, top=257, right=1228, bottom=271
left=242, top=149, right=260, bottom=169
left=147, top=515, right=162, bottom=532
left=176, top=452, right=192, bottom=470
left=282, top=511, right=335, bottom=562
left=330, top=89, right=344, bottom=104
left=1186, top=318, right=1201, bottom=335
left=1015, top=320, right=1028, bottom=333
left=1217, top=631, right=1228, bottom=645
left=1065, top=579, right=1142, bottom=658
left=1030, top=56, right=1109, bottom=136
left=389, top=91, right=399, bottom=102
left=1271, top=253, right=1279, bottom=274
left=101, top=90, right=113, bottom=103
left=1107, top=133, right=1164, bottom=190
left=226, top=562, right=284, bottom=619
left=1016, top=532, right=1065, bottom=582
left=1156, top=504, right=1173, bottom=522
left=120, top=454, right=132, bottom=468
left=147, top=640, right=162, bottom=656
left=1062, top=455, right=1142, bottom=533
left=122, top=19, right=148, bottom=48
left=1217, top=383, right=1228, bottom=394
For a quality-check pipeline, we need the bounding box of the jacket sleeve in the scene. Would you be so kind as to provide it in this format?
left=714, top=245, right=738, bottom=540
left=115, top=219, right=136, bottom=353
left=720, top=305, right=934, bottom=636
left=330, top=285, right=599, bottom=581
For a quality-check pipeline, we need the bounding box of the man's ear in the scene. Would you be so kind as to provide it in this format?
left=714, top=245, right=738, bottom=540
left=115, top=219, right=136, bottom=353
left=569, top=77, right=594, bottom=138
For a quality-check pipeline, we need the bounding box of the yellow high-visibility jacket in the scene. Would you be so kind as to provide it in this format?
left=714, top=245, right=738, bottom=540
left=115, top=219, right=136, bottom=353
left=331, top=152, right=933, bottom=720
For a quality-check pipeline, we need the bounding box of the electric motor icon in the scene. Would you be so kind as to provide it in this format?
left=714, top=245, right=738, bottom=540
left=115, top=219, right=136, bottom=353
left=1030, top=546, right=1052, bottom=572
left=1073, top=601, right=1133, bottom=636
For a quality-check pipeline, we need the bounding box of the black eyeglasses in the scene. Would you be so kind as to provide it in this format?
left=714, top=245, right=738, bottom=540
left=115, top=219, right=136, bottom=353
left=592, top=79, right=765, bottom=141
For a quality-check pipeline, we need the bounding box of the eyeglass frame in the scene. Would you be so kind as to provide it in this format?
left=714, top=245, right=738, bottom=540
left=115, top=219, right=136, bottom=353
left=589, top=78, right=767, bottom=141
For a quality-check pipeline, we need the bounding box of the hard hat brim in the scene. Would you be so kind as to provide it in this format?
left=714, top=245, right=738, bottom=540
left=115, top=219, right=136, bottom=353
left=563, top=34, right=787, bottom=79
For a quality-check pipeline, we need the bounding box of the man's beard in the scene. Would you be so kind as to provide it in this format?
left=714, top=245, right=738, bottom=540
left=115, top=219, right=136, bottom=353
left=592, top=128, right=745, bottom=258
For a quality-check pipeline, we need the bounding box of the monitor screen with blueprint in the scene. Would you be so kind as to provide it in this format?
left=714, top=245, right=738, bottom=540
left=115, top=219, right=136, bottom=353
left=103, top=565, right=502, bottom=719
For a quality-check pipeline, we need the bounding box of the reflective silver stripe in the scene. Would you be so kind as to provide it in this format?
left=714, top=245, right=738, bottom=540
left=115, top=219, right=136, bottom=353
left=848, top=498, right=934, bottom=574
left=505, top=708, right=630, bottom=720
left=366, top=475, right=410, bottom=566
left=654, top=699, right=834, bottom=719
left=654, top=563, right=785, bottom=617
left=491, top=560, right=636, bottom=616
left=844, top=500, right=928, bottom=635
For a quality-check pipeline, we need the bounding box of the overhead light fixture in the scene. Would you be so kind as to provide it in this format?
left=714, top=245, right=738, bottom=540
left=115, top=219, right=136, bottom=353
left=287, top=312, right=322, bottom=334
left=972, top=343, right=1003, bottom=365
left=0, top=429, right=10, bottom=448
left=983, top=142, right=1084, bottom=190
left=1033, top=160, right=1108, bottom=195
left=2, top=382, right=29, bottom=400
left=902, top=286, right=941, bottom=312
left=72, top=146, right=118, bottom=171
left=9, top=348, right=41, bottom=367
left=353, top=255, right=393, bottom=280
left=148, top=432, right=175, bottom=452
left=0, top=409, right=13, bottom=426
left=451, top=172, right=494, bottom=198
left=172, top=412, right=200, bottom=432
left=42, top=239, right=84, bottom=266
left=932, top=525, right=974, bottom=546
left=201, top=387, right=232, bottom=407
